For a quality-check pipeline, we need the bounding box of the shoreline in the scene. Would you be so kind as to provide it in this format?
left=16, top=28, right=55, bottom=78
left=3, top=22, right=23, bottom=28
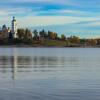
left=0, top=45, right=100, bottom=48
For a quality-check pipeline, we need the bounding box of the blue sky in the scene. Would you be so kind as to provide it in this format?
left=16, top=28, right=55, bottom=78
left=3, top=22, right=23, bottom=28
left=0, top=0, right=100, bottom=38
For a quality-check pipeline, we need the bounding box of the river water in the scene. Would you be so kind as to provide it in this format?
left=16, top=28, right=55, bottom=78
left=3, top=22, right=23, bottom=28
left=0, top=47, right=100, bottom=100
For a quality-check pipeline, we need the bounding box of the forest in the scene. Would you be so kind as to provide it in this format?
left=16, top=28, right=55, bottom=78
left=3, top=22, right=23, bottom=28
left=0, top=28, right=100, bottom=47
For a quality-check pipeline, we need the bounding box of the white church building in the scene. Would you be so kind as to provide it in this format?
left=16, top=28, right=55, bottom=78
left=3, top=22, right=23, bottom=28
left=11, top=17, right=17, bottom=38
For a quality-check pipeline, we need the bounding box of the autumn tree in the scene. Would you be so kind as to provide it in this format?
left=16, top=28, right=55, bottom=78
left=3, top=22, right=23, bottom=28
left=17, top=28, right=25, bottom=39
left=25, top=28, right=32, bottom=39
left=48, top=31, right=57, bottom=40
left=61, top=34, right=66, bottom=41
left=86, top=39, right=97, bottom=46
left=17, top=28, right=32, bottom=40
left=68, top=36, right=80, bottom=44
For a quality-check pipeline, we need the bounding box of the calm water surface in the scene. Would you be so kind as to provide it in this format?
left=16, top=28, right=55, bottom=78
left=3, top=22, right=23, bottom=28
left=0, top=47, right=100, bottom=100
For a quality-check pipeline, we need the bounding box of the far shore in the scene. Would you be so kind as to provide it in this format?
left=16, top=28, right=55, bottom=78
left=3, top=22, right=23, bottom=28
left=0, top=45, right=100, bottom=48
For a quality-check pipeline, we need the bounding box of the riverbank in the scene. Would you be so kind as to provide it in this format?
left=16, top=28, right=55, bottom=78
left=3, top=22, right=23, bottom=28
left=0, top=45, right=99, bottom=48
left=0, top=39, right=100, bottom=48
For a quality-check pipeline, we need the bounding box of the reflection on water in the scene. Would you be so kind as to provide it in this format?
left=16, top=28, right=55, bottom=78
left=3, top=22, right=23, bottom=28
left=0, top=48, right=100, bottom=80
left=0, top=48, right=100, bottom=100
left=0, top=54, right=71, bottom=79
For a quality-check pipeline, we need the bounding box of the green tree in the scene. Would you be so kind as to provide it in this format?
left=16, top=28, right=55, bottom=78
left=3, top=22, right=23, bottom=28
left=61, top=34, right=66, bottom=41
left=48, top=31, right=57, bottom=40
left=24, top=28, right=32, bottom=39
left=33, top=29, right=38, bottom=39
left=17, top=28, right=32, bottom=40
left=17, top=28, right=25, bottom=39
left=96, top=39, right=100, bottom=45
left=68, top=36, right=80, bottom=44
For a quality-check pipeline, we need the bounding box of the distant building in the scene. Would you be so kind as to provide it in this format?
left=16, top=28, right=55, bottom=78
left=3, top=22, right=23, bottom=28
left=0, top=25, right=9, bottom=39
left=2, top=25, right=8, bottom=38
left=11, top=17, right=17, bottom=38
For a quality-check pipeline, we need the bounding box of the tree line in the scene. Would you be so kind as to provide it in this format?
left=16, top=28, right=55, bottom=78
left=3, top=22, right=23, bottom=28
left=0, top=28, right=100, bottom=47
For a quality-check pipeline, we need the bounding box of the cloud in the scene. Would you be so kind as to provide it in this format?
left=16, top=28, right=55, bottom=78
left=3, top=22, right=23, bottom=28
left=15, top=16, right=100, bottom=27
left=0, top=7, right=41, bottom=17
left=35, top=9, right=100, bottom=17
left=2, top=0, right=99, bottom=9
left=0, top=0, right=74, bottom=5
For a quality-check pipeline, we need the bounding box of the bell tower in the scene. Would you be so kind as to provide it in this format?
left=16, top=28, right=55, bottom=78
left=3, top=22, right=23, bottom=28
left=11, top=17, right=17, bottom=38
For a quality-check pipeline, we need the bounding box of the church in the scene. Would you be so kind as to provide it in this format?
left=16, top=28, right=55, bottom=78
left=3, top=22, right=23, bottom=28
left=0, top=17, right=17, bottom=39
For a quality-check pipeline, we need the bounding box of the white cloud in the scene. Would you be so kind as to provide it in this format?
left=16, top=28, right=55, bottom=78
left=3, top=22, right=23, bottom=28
left=0, top=8, right=36, bottom=17
left=82, top=20, right=100, bottom=27
left=16, top=16, right=100, bottom=27
left=1, top=0, right=76, bottom=6
left=35, top=9, right=97, bottom=17
left=3, top=0, right=71, bottom=3
left=0, top=7, right=99, bottom=18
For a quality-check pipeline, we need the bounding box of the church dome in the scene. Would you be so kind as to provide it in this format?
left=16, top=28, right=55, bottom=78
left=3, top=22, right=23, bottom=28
left=13, top=17, right=16, bottom=21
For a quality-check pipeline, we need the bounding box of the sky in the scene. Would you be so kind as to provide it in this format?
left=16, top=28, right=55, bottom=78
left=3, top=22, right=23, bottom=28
left=0, top=0, right=100, bottom=38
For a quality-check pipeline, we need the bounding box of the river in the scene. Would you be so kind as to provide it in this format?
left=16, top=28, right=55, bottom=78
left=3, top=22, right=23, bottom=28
left=0, top=47, right=100, bottom=100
